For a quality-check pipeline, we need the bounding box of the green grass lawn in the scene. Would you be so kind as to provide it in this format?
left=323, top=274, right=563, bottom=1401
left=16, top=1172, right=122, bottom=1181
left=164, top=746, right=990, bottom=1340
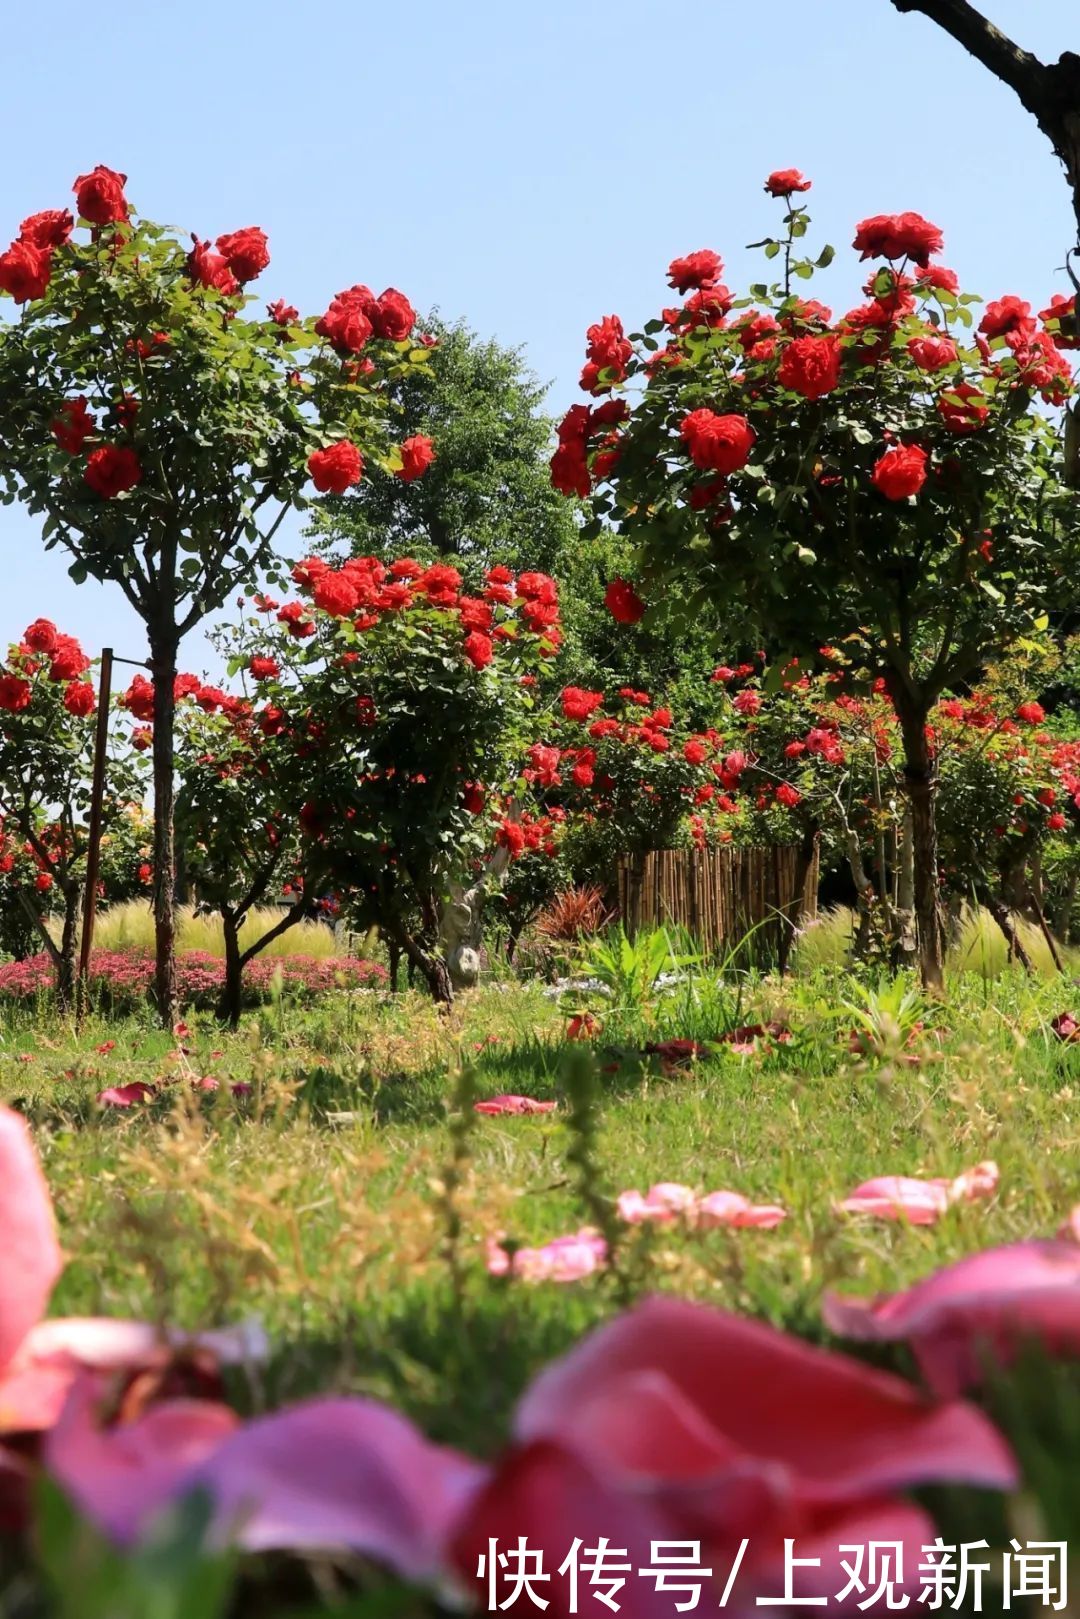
left=4, top=960, right=1080, bottom=1612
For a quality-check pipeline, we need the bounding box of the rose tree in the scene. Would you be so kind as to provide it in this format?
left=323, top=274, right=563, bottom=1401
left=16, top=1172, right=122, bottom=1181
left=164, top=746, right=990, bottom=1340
left=216, top=556, right=561, bottom=1001
left=0, top=620, right=147, bottom=1005
left=554, top=180, right=1080, bottom=986
left=0, top=167, right=432, bottom=1022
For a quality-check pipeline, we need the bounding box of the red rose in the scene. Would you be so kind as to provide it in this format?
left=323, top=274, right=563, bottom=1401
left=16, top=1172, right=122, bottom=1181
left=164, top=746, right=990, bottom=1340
left=50, top=398, right=96, bottom=453
left=308, top=441, right=364, bottom=493
left=370, top=288, right=416, bottom=340
left=764, top=169, right=811, bottom=196
left=604, top=578, right=645, bottom=624
left=777, top=334, right=842, bottom=399
left=397, top=434, right=436, bottom=482
left=23, top=618, right=59, bottom=653
left=248, top=656, right=280, bottom=681
left=73, top=165, right=128, bottom=225
left=1049, top=812, right=1068, bottom=831
left=871, top=443, right=928, bottom=500
left=853, top=212, right=944, bottom=267
left=0, top=675, right=31, bottom=711
left=1039, top=293, right=1079, bottom=350
left=84, top=445, right=141, bottom=498
left=667, top=249, right=722, bottom=294
left=19, top=210, right=74, bottom=249
left=907, top=335, right=957, bottom=371
left=917, top=264, right=959, bottom=294
left=49, top=635, right=89, bottom=680
left=776, top=782, right=802, bottom=808
left=312, top=571, right=360, bottom=617
left=187, top=238, right=239, bottom=295
left=980, top=295, right=1035, bottom=340
left=216, top=227, right=270, bottom=283
left=63, top=681, right=96, bottom=717
left=1017, top=701, right=1046, bottom=724
left=683, top=739, right=707, bottom=765
left=679, top=409, right=755, bottom=474
left=584, top=314, right=632, bottom=388
left=561, top=686, right=604, bottom=722
left=315, top=285, right=375, bottom=353
left=462, top=783, right=486, bottom=815
left=0, top=239, right=52, bottom=302
left=463, top=630, right=493, bottom=669
left=550, top=442, right=590, bottom=498
left=938, top=381, right=990, bottom=434
left=267, top=299, right=299, bottom=326
left=35, top=872, right=53, bottom=893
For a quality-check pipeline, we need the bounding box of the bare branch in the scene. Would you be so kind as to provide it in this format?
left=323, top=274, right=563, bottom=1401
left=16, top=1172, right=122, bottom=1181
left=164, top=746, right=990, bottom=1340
left=890, top=1, right=1049, bottom=114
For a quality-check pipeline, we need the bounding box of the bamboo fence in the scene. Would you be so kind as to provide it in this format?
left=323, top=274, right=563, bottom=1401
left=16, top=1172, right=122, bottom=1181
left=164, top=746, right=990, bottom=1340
left=616, top=843, right=819, bottom=961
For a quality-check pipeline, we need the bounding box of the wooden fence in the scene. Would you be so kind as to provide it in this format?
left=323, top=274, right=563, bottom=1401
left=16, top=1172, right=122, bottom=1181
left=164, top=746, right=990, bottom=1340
left=616, top=842, right=819, bottom=963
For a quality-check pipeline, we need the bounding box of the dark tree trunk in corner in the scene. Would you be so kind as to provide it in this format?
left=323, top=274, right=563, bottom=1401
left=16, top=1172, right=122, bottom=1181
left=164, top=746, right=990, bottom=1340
left=56, top=883, right=82, bottom=1012
left=896, top=699, right=945, bottom=992
left=150, top=627, right=179, bottom=1028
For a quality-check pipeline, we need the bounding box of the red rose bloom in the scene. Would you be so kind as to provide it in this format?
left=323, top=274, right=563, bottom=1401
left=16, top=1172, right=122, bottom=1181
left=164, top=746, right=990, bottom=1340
left=938, top=381, right=990, bottom=434
left=248, top=656, right=280, bottom=681
left=397, top=434, right=436, bottom=482
left=84, top=445, right=141, bottom=498
left=0, top=675, right=31, bottom=712
left=0, top=239, right=52, bottom=302
left=604, top=578, right=645, bottom=624
left=315, top=285, right=375, bottom=353
left=776, top=782, right=802, bottom=808
left=550, top=442, right=590, bottom=498
left=20, top=210, right=74, bottom=250
left=308, top=441, right=364, bottom=493
left=496, top=819, right=527, bottom=857
left=679, top=409, right=755, bottom=474
left=683, top=739, right=707, bottom=765
left=667, top=249, right=722, bottom=294
left=980, top=295, right=1034, bottom=340
left=215, top=227, right=270, bottom=283
left=267, top=299, right=299, bottom=326
left=462, top=783, right=486, bottom=815
left=463, top=630, right=493, bottom=670
left=907, top=335, right=957, bottom=371
left=777, top=334, right=842, bottom=399
left=63, top=681, right=95, bottom=717
left=312, top=571, right=360, bottom=617
left=1017, top=702, right=1046, bottom=724
left=871, top=442, right=928, bottom=500
left=23, top=618, right=59, bottom=654
left=1048, top=812, right=1068, bottom=831
left=370, top=288, right=415, bottom=340
left=49, top=399, right=95, bottom=456
left=584, top=313, right=632, bottom=387
left=187, top=238, right=239, bottom=295
left=73, top=165, right=128, bottom=225
left=917, top=264, right=960, bottom=294
left=1039, top=293, right=1079, bottom=350
left=35, top=872, right=53, bottom=893
left=853, top=212, right=944, bottom=267
left=561, top=686, right=604, bottom=722
left=765, top=169, right=811, bottom=196
left=49, top=636, right=89, bottom=680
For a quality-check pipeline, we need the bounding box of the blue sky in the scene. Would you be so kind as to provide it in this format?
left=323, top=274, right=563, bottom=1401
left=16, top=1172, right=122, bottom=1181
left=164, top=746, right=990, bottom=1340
left=1, top=0, right=1076, bottom=675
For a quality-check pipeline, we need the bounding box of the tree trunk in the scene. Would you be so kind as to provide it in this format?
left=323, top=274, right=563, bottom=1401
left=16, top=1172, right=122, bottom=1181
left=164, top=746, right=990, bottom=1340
left=1051, top=872, right=1079, bottom=940
left=896, top=700, right=945, bottom=992
left=219, top=910, right=243, bottom=1028
left=56, top=883, right=82, bottom=1012
left=149, top=626, right=179, bottom=1028
left=385, top=916, right=453, bottom=1005
left=777, top=824, right=819, bottom=976
left=894, top=806, right=918, bottom=967
left=986, top=892, right=1033, bottom=972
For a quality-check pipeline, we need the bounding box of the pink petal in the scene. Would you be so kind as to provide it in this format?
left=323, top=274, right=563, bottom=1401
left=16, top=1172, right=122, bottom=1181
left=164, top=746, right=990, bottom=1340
left=487, top=1229, right=606, bottom=1283
left=0, top=1108, right=62, bottom=1373
left=948, top=1160, right=1000, bottom=1203
left=45, top=1380, right=241, bottom=1543
left=96, top=1082, right=157, bottom=1108
left=696, top=1192, right=788, bottom=1230
left=748, top=1498, right=937, bottom=1612
left=514, top=1297, right=1017, bottom=1512
left=450, top=1441, right=677, bottom=1619
left=838, top=1175, right=952, bottom=1225
left=617, top=1184, right=696, bottom=1224
left=473, top=1095, right=557, bottom=1116
left=824, top=1238, right=1080, bottom=1395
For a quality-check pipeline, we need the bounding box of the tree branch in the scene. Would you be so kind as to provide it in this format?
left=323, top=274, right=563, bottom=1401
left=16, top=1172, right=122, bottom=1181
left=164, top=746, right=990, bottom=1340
left=890, top=0, right=1049, bottom=116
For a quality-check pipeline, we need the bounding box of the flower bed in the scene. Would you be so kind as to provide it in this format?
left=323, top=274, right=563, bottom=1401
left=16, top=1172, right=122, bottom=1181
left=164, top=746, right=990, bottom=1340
left=0, top=948, right=387, bottom=1011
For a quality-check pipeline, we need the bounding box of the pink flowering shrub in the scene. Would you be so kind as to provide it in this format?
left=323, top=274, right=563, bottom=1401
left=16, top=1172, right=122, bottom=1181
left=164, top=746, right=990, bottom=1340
left=0, top=948, right=386, bottom=1011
